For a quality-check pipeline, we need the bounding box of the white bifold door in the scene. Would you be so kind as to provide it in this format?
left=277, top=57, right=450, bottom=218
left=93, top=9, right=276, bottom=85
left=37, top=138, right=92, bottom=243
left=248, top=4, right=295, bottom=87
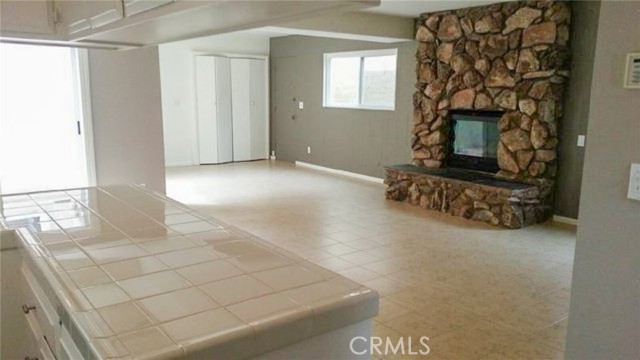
left=231, top=58, right=267, bottom=162
left=196, top=56, right=267, bottom=165
left=196, top=56, right=233, bottom=164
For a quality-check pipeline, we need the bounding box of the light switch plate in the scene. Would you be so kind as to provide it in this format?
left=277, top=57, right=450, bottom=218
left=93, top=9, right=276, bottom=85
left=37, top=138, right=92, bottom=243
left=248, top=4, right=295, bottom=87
left=577, top=135, right=586, bottom=147
left=628, top=163, right=640, bottom=201
left=299, top=101, right=304, bottom=110
left=624, top=53, right=640, bottom=88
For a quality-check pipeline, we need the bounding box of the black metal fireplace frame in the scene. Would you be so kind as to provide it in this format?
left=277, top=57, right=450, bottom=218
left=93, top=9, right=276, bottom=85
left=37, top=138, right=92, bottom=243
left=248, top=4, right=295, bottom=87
left=446, top=109, right=503, bottom=174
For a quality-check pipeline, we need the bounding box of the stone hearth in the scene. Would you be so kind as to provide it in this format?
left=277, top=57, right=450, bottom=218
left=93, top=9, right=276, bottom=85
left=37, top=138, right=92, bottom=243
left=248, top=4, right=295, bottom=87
left=386, top=1, right=571, bottom=227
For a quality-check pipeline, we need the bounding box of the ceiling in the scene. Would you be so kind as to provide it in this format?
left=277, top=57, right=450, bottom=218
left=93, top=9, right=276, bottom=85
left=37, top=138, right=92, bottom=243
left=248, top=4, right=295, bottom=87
left=361, top=0, right=509, bottom=18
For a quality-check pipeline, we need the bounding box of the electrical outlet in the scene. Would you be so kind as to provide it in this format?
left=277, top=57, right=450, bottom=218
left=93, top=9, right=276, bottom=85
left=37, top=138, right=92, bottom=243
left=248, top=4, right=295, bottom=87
left=577, top=135, right=586, bottom=147
left=627, top=163, right=640, bottom=201
left=299, top=101, right=304, bottom=110
left=307, top=146, right=311, bottom=154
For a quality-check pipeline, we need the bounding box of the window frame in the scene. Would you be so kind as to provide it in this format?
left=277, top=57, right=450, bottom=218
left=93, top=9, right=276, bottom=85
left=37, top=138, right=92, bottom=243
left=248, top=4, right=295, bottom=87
left=323, top=48, right=398, bottom=111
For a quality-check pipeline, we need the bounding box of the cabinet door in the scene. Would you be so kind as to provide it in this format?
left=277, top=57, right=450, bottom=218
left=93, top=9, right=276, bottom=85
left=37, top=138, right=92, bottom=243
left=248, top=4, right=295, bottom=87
left=215, top=57, right=234, bottom=164
left=249, top=59, right=268, bottom=160
left=57, top=0, right=123, bottom=35
left=124, top=0, right=173, bottom=17
left=231, top=59, right=252, bottom=162
left=196, top=56, right=219, bottom=165
left=0, top=0, right=55, bottom=35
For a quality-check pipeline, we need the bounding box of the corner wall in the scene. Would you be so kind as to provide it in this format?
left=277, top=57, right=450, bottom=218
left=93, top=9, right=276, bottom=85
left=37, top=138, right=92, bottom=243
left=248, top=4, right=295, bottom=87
left=565, top=1, right=640, bottom=358
left=269, top=35, right=415, bottom=177
left=88, top=47, right=166, bottom=193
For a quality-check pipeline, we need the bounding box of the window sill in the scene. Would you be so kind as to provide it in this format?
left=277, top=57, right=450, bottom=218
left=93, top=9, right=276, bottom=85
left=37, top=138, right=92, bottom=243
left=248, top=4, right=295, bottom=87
left=322, top=104, right=395, bottom=112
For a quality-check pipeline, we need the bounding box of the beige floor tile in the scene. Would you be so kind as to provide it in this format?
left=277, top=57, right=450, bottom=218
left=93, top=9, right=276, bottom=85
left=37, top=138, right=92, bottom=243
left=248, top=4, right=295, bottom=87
left=166, top=161, right=577, bottom=359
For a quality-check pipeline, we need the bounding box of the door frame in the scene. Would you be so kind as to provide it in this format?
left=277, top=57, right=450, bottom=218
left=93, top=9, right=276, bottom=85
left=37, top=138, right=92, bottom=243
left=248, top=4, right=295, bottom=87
left=76, top=49, right=97, bottom=186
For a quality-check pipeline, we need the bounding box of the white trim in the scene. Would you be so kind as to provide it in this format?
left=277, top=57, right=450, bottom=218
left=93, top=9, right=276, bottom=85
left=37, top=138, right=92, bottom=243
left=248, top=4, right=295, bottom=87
left=553, top=215, right=578, bottom=226
left=295, top=161, right=384, bottom=184
left=323, top=48, right=398, bottom=111
left=76, top=49, right=97, bottom=187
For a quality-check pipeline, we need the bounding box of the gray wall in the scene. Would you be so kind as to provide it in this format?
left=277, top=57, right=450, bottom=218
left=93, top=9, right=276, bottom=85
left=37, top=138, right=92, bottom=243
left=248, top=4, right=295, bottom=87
left=88, top=47, right=166, bottom=193
left=269, top=36, right=415, bottom=178
left=565, top=1, right=640, bottom=359
left=555, top=1, right=601, bottom=219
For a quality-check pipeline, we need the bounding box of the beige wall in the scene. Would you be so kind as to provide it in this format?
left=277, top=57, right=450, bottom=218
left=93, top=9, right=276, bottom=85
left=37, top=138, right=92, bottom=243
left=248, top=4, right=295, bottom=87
left=565, top=1, right=640, bottom=359
left=88, top=47, right=166, bottom=193
left=555, top=1, right=600, bottom=219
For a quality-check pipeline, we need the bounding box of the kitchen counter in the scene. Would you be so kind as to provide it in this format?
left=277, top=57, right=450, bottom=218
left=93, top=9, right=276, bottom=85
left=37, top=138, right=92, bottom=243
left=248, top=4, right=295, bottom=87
left=0, top=185, right=377, bottom=359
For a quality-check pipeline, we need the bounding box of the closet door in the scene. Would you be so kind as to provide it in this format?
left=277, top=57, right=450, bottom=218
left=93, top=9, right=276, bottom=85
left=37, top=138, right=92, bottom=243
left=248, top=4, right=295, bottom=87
left=214, top=57, right=233, bottom=163
left=196, top=56, right=232, bottom=165
left=249, top=59, right=267, bottom=159
left=231, top=58, right=252, bottom=162
left=196, top=56, right=218, bottom=164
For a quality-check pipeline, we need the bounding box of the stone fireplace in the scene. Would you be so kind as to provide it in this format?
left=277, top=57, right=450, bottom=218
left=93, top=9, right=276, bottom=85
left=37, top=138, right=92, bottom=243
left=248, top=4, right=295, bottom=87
left=385, top=1, right=571, bottom=228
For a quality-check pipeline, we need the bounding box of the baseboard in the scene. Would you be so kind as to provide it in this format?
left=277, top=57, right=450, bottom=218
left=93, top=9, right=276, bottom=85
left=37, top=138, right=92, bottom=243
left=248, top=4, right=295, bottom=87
left=553, top=215, right=578, bottom=226
left=294, top=161, right=384, bottom=184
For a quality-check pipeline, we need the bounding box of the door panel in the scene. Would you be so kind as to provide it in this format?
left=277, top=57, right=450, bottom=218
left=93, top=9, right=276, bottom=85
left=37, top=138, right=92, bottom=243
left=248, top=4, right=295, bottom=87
left=231, top=59, right=252, bottom=162
left=249, top=59, right=267, bottom=160
left=196, top=56, right=218, bottom=164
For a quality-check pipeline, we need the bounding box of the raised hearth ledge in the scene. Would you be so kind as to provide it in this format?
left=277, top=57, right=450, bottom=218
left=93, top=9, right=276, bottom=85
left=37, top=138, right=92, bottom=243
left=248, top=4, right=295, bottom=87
left=384, top=164, right=551, bottom=228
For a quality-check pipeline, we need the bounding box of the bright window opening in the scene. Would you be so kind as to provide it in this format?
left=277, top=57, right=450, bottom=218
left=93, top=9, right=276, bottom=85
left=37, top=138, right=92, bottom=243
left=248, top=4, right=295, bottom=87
left=323, top=49, right=397, bottom=111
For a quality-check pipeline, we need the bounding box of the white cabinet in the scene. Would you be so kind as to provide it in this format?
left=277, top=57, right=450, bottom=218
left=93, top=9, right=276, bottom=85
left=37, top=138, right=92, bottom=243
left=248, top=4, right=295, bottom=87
left=56, top=0, right=124, bottom=35
left=0, top=0, right=56, bottom=36
left=231, top=58, right=268, bottom=162
left=196, top=56, right=234, bottom=165
left=124, top=0, right=174, bottom=17
left=197, top=56, right=268, bottom=164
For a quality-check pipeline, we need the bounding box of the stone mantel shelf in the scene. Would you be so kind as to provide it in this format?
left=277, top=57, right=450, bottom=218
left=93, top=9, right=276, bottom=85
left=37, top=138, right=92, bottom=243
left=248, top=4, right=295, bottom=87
left=385, top=164, right=537, bottom=194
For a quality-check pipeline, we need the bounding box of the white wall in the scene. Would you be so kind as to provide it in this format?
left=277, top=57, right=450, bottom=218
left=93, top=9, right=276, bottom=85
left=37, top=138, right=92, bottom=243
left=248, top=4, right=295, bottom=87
left=88, top=47, right=166, bottom=192
left=159, top=31, right=270, bottom=167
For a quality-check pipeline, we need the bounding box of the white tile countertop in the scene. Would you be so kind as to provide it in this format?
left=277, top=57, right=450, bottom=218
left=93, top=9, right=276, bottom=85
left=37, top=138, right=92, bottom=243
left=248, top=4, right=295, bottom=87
left=0, top=185, right=378, bottom=359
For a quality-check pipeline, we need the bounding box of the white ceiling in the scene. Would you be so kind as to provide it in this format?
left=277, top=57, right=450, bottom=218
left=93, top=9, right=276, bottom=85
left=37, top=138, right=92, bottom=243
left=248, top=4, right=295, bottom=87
left=361, top=0, right=509, bottom=18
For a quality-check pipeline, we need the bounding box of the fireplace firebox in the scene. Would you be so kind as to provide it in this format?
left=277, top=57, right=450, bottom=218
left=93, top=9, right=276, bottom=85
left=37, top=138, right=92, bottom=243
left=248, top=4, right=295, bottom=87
left=446, top=110, right=503, bottom=174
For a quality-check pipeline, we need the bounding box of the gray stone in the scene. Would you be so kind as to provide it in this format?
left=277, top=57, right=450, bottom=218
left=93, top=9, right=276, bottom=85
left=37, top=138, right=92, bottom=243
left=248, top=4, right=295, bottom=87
left=522, top=22, right=557, bottom=47
left=465, top=41, right=480, bottom=60
left=438, top=14, right=463, bottom=41
left=545, top=2, right=571, bottom=24
left=423, top=159, right=442, bottom=168
left=498, top=141, right=520, bottom=173
left=503, top=7, right=542, bottom=34
left=502, top=128, right=532, bottom=152
left=414, top=149, right=431, bottom=159
left=504, top=50, right=518, bottom=70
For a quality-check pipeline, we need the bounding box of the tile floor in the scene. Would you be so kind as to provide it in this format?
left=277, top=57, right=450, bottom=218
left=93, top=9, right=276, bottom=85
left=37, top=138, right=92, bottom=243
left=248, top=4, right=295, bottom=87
left=166, top=160, right=576, bottom=360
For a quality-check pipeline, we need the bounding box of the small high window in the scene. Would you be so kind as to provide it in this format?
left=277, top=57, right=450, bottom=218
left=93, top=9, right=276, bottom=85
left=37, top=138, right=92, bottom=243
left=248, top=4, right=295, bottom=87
left=323, top=49, right=397, bottom=111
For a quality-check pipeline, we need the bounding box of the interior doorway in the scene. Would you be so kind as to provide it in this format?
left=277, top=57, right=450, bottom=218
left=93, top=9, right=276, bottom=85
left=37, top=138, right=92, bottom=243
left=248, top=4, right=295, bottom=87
left=0, top=43, right=94, bottom=194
